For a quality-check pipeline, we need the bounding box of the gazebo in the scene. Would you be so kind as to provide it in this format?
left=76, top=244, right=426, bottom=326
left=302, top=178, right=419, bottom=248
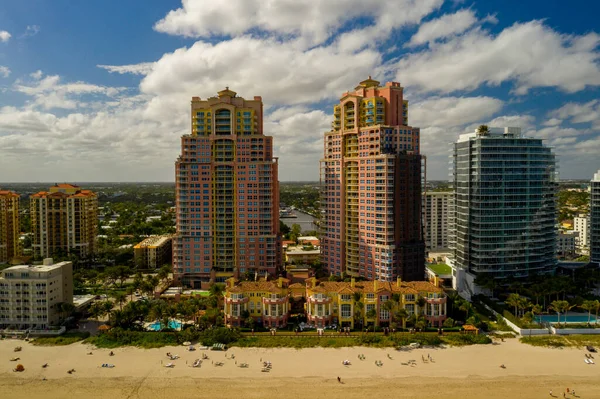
left=462, top=324, right=479, bottom=335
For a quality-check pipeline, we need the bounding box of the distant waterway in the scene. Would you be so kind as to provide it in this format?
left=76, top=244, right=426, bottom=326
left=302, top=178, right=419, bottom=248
left=280, top=210, right=318, bottom=233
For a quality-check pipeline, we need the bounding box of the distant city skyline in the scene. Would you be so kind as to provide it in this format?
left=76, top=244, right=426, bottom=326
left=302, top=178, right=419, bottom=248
left=0, top=0, right=599, bottom=182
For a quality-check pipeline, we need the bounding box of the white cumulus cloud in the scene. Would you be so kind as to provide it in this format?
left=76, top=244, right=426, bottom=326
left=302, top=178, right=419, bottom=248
left=0, top=30, right=11, bottom=42
left=407, top=9, right=479, bottom=47
left=155, top=0, right=443, bottom=46
left=97, top=62, right=156, bottom=75
left=396, top=21, right=600, bottom=94
left=0, top=66, right=10, bottom=78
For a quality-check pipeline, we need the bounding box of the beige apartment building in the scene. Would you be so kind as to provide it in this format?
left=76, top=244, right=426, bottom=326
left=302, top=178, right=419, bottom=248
left=423, top=191, right=454, bottom=252
left=30, top=184, right=98, bottom=259
left=0, top=259, right=73, bottom=330
left=134, top=234, right=175, bottom=269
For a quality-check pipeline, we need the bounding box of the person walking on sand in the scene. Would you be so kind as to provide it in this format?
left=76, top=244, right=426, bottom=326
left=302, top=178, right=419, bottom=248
left=337, top=376, right=341, bottom=383
left=550, top=390, right=553, bottom=397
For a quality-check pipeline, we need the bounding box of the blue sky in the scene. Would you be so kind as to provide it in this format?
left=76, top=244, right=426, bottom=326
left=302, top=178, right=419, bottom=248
left=0, top=0, right=599, bottom=182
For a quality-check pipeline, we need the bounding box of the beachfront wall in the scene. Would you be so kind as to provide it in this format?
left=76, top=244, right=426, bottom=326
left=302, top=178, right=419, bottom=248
left=479, top=302, right=550, bottom=336
left=224, top=276, right=447, bottom=329
left=551, top=326, right=600, bottom=335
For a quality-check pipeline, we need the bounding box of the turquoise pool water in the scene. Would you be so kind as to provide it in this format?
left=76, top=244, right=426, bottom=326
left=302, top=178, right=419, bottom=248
left=148, top=320, right=182, bottom=331
left=536, top=314, right=597, bottom=324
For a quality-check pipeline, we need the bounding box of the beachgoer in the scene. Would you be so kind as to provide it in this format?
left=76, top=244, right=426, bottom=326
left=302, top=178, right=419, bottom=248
left=337, top=376, right=341, bottom=383
left=550, top=390, right=553, bottom=396
left=572, top=389, right=575, bottom=396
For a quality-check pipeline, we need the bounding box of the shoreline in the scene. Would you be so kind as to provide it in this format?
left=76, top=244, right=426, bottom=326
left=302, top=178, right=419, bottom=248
left=2, top=339, right=600, bottom=398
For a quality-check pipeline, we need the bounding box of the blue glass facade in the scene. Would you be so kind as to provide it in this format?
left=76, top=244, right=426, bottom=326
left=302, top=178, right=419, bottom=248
left=452, top=127, right=557, bottom=278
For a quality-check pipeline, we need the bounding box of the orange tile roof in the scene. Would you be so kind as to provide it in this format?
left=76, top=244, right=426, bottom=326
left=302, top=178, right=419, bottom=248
left=53, top=183, right=80, bottom=189
left=226, top=278, right=442, bottom=297
left=238, top=281, right=282, bottom=293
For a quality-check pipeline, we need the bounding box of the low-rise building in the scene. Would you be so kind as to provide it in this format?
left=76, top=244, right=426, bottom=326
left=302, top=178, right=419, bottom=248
left=0, top=259, right=73, bottom=331
left=223, top=277, right=291, bottom=328
left=285, top=245, right=321, bottom=265
left=297, top=236, right=320, bottom=247
left=223, top=277, right=446, bottom=329
left=134, top=234, right=175, bottom=269
left=557, top=231, right=578, bottom=257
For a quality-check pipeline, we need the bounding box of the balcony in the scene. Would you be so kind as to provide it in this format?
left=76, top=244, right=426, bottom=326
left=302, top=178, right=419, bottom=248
left=426, top=297, right=447, bottom=305
left=226, top=296, right=249, bottom=304
left=262, top=296, right=287, bottom=305
left=307, top=296, right=332, bottom=305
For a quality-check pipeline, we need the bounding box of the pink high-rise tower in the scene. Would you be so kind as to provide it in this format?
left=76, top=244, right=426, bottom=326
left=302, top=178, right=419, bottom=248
left=320, top=78, right=425, bottom=281
left=174, top=88, right=281, bottom=288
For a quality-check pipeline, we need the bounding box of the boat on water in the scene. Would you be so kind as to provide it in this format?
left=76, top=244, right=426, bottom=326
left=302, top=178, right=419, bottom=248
left=279, top=208, right=297, bottom=218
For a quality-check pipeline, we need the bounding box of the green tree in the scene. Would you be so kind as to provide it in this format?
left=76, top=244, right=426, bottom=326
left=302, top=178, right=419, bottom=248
left=290, top=223, right=302, bottom=242
left=393, top=308, right=408, bottom=330
left=112, top=291, right=127, bottom=310
left=549, top=300, right=571, bottom=327
left=458, top=300, right=472, bottom=321
left=352, top=292, right=363, bottom=329
left=158, top=264, right=171, bottom=284
left=581, top=300, right=599, bottom=325
left=477, top=125, right=489, bottom=134
left=505, top=293, right=522, bottom=317
left=416, top=296, right=427, bottom=316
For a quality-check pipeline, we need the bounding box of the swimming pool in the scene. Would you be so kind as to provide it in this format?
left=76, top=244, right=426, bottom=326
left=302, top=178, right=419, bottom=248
left=147, top=320, right=182, bottom=331
left=536, top=313, right=597, bottom=324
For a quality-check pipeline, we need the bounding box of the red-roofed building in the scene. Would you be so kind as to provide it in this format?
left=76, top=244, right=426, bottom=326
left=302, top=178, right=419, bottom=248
left=30, top=184, right=98, bottom=259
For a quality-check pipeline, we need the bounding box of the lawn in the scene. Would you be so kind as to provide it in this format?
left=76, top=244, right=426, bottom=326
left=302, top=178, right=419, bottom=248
left=520, top=334, right=600, bottom=348
left=32, top=332, right=90, bottom=346
left=426, top=263, right=452, bottom=275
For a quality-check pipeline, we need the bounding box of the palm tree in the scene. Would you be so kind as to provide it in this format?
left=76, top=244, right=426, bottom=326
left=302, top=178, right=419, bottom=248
left=505, top=293, right=522, bottom=317
left=366, top=307, right=378, bottom=327
left=394, top=308, right=408, bottom=330
left=158, top=264, right=171, bottom=285
left=531, top=304, right=543, bottom=325
left=549, top=300, right=571, bottom=327
left=477, top=125, right=489, bottom=134
left=112, top=291, right=127, bottom=310
left=517, top=297, right=531, bottom=318
left=581, top=300, right=599, bottom=325
left=416, top=296, right=427, bottom=317
left=126, top=286, right=135, bottom=302
left=458, top=300, right=472, bottom=321
left=383, top=300, right=395, bottom=325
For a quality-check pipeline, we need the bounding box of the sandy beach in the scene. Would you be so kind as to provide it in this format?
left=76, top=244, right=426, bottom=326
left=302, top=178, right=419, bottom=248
left=1, top=339, right=600, bottom=398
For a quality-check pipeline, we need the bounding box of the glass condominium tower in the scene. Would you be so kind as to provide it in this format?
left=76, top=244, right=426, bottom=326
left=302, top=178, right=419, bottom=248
left=173, top=88, right=282, bottom=289
left=452, top=127, right=557, bottom=278
left=591, top=170, right=600, bottom=265
left=321, top=77, right=425, bottom=282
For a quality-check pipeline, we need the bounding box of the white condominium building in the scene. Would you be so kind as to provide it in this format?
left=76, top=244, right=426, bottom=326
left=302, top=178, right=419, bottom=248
left=573, top=214, right=590, bottom=254
left=0, top=259, right=73, bottom=330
